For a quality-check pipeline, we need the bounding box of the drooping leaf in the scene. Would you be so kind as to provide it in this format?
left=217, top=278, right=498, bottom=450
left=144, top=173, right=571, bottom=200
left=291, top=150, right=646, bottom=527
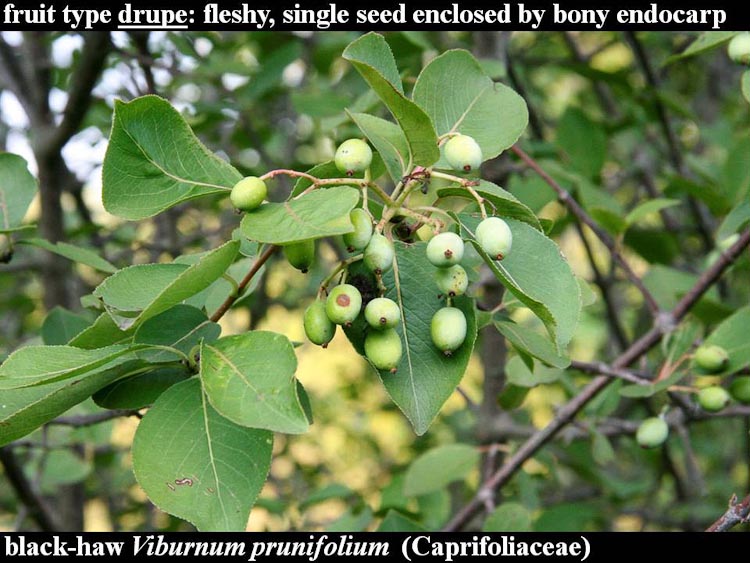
left=403, top=444, right=479, bottom=497
left=664, top=32, right=738, bottom=65
left=102, top=96, right=241, bottom=220
left=132, top=378, right=273, bottom=531
left=200, top=332, right=309, bottom=434
left=344, top=242, right=477, bottom=435
left=413, top=49, right=528, bottom=161
left=18, top=239, right=117, bottom=273
left=240, top=187, right=359, bottom=245
left=343, top=33, right=439, bottom=167
left=0, top=152, right=37, bottom=232
left=93, top=241, right=239, bottom=329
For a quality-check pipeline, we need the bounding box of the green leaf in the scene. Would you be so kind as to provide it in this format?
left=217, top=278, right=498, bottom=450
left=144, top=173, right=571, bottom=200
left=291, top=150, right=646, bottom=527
left=720, top=137, right=750, bottom=202
left=27, top=450, right=92, bottom=494
left=403, top=444, right=479, bottom=497
left=241, top=187, right=359, bottom=245
left=437, top=180, right=542, bottom=231
left=556, top=108, right=607, bottom=178
left=377, top=510, right=426, bottom=532
left=344, top=242, right=477, bottom=435
left=349, top=112, right=410, bottom=184
left=0, top=366, right=133, bottom=446
left=625, top=199, right=681, bottom=227
left=483, top=503, right=533, bottom=532
left=200, top=332, right=309, bottom=434
left=132, top=378, right=273, bottom=531
left=343, top=33, right=439, bottom=167
left=591, top=430, right=616, bottom=466
left=495, top=320, right=570, bottom=368
left=505, top=356, right=563, bottom=388
left=0, top=344, right=136, bottom=389
left=460, top=216, right=580, bottom=349
left=41, top=308, right=92, bottom=346
left=134, top=305, right=221, bottom=363
left=93, top=240, right=239, bottom=329
left=326, top=508, right=373, bottom=532
left=0, top=152, right=37, bottom=231
left=717, top=199, right=750, bottom=241
left=700, top=307, right=750, bottom=375
left=413, top=49, right=528, bottom=161
left=68, top=313, right=133, bottom=349
left=93, top=366, right=192, bottom=409
left=665, top=32, right=738, bottom=65
left=102, top=96, right=241, bottom=220
left=742, top=71, right=750, bottom=104
left=18, top=239, right=117, bottom=273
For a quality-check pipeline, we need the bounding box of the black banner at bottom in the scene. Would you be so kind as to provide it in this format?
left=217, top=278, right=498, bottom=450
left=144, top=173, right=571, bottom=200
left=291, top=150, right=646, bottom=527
left=0, top=532, right=747, bottom=562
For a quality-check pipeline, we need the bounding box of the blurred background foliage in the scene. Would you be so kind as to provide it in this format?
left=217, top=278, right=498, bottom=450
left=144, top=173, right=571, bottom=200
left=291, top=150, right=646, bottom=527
left=0, top=30, right=749, bottom=532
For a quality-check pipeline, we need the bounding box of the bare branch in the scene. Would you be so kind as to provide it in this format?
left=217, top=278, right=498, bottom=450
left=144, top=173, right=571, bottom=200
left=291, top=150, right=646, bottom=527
left=50, top=409, right=142, bottom=428
left=707, top=494, right=750, bottom=532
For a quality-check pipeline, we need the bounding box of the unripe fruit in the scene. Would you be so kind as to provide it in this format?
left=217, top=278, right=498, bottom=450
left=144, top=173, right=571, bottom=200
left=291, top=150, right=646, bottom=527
left=283, top=240, right=315, bottom=273
left=365, top=328, right=402, bottom=373
left=364, top=297, right=401, bottom=330
left=693, top=344, right=729, bottom=374
left=364, top=233, right=394, bottom=274
left=343, top=208, right=373, bottom=252
left=230, top=176, right=267, bottom=211
left=426, top=232, right=464, bottom=268
left=476, top=217, right=513, bottom=261
left=430, top=307, right=467, bottom=356
left=435, top=265, right=468, bottom=297
left=444, top=134, right=482, bottom=173
left=697, top=386, right=731, bottom=412
left=325, top=284, right=362, bottom=326
left=335, top=139, right=373, bottom=176
left=304, top=300, right=335, bottom=347
left=728, top=32, right=750, bottom=65
left=636, top=417, right=669, bottom=449
left=729, top=377, right=750, bottom=405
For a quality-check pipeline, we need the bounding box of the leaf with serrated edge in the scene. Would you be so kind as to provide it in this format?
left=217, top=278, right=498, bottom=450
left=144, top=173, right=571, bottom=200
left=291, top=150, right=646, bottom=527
left=200, top=332, right=309, bottom=434
left=132, top=378, right=273, bottom=531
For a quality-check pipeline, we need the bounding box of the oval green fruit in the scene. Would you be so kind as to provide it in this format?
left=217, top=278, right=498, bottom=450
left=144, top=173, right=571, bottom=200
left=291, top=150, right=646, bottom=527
left=444, top=134, right=482, bottom=173
left=364, top=328, right=402, bottom=373
left=729, top=377, right=750, bottom=405
left=325, top=284, right=362, bottom=326
left=426, top=232, right=464, bottom=268
left=335, top=138, right=373, bottom=176
left=343, top=208, right=373, bottom=252
left=364, top=233, right=394, bottom=274
left=304, top=300, right=335, bottom=347
left=728, top=32, right=750, bottom=65
left=693, top=344, right=728, bottom=373
left=636, top=417, right=669, bottom=449
left=435, top=264, right=468, bottom=297
left=364, top=297, right=401, bottom=330
left=697, top=386, right=731, bottom=412
left=476, top=216, right=513, bottom=260
left=230, top=176, right=267, bottom=211
left=283, top=240, right=315, bottom=273
left=430, top=306, right=467, bottom=355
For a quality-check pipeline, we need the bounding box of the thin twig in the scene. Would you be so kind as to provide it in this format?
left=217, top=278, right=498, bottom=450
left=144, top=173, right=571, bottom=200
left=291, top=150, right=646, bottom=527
left=210, top=245, right=278, bottom=322
left=707, top=493, right=750, bottom=532
left=511, top=144, right=661, bottom=317
left=49, top=409, right=142, bottom=428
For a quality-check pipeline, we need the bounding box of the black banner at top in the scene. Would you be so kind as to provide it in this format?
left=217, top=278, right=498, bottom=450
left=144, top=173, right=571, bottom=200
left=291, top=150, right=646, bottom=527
left=0, top=0, right=748, bottom=31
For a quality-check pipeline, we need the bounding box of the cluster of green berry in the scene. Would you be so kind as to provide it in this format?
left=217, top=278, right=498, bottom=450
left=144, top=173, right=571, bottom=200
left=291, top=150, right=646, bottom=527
left=636, top=343, right=750, bottom=449
left=230, top=133, right=516, bottom=373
